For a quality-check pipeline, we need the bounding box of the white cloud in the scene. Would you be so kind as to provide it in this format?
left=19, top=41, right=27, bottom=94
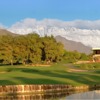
left=8, top=18, right=100, bottom=30
left=8, top=18, right=100, bottom=48
left=65, top=20, right=100, bottom=29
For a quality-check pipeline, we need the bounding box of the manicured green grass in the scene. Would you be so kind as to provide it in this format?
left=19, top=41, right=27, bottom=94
left=0, top=62, right=100, bottom=86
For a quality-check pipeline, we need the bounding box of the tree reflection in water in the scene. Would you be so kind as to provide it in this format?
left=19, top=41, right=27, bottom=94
left=0, top=89, right=100, bottom=100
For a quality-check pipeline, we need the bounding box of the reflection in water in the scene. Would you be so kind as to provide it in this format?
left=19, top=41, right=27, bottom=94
left=66, top=90, right=100, bottom=100
left=0, top=90, right=100, bottom=100
left=0, top=93, right=66, bottom=100
left=0, top=90, right=89, bottom=100
left=0, top=92, right=67, bottom=100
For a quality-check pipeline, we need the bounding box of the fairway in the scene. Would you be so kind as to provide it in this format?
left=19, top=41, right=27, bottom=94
left=0, top=63, right=100, bottom=86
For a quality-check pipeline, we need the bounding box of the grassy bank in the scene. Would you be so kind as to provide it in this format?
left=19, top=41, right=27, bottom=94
left=0, top=62, right=100, bottom=86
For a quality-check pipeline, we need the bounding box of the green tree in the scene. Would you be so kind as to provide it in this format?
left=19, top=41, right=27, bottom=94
left=42, top=36, right=64, bottom=63
left=0, top=35, right=14, bottom=65
left=0, top=33, right=65, bottom=65
left=12, top=35, right=29, bottom=65
left=27, top=33, right=43, bottom=64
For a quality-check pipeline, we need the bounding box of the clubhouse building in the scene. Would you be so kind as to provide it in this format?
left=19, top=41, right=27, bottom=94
left=92, top=48, right=100, bottom=62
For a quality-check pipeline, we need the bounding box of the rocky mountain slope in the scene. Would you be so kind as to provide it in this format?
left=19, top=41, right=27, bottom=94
left=55, top=35, right=92, bottom=54
left=0, top=29, right=16, bottom=36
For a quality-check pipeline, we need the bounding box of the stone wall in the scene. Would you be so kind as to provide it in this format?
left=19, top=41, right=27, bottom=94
left=0, top=84, right=99, bottom=95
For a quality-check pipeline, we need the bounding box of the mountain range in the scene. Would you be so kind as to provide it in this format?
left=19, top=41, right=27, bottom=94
left=55, top=36, right=91, bottom=54
left=8, top=19, right=100, bottom=48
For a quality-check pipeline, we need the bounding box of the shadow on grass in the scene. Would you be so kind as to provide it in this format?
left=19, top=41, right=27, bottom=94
left=94, top=70, right=100, bottom=74
left=12, top=77, right=67, bottom=84
left=6, top=68, right=99, bottom=85
left=22, top=69, right=100, bottom=85
left=0, top=80, right=16, bottom=85
left=0, top=67, right=100, bottom=85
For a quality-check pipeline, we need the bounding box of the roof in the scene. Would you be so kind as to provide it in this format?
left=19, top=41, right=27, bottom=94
left=92, top=48, right=100, bottom=50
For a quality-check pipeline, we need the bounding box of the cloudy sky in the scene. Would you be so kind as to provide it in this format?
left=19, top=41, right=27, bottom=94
left=0, top=0, right=100, bottom=47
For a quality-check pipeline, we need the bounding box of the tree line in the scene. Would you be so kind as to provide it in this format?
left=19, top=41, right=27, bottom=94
left=0, top=33, right=64, bottom=65
left=0, top=33, right=91, bottom=65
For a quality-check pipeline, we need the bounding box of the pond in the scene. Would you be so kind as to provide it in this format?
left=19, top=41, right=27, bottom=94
left=66, top=89, right=100, bottom=100
left=0, top=89, right=100, bottom=100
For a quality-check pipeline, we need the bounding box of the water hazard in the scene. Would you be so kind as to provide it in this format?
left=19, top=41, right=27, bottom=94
left=66, top=89, right=100, bottom=100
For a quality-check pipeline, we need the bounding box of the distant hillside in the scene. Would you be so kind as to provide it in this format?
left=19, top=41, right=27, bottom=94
left=55, top=36, right=92, bottom=54
left=0, top=29, right=17, bottom=36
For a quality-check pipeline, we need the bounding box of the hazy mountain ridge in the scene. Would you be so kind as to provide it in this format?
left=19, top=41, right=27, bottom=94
left=55, top=36, right=92, bottom=54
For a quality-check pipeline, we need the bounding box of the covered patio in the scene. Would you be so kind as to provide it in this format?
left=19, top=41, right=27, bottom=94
left=92, top=48, right=100, bottom=62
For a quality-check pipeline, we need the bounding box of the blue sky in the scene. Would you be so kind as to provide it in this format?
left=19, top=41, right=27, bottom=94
left=0, top=0, right=100, bottom=26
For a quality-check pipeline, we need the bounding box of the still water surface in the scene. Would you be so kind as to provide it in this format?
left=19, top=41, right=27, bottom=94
left=66, top=90, right=100, bottom=100
left=0, top=89, right=100, bottom=100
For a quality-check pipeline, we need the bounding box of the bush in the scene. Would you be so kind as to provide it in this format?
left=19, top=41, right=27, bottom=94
left=77, top=63, right=100, bottom=69
left=93, top=63, right=100, bottom=69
